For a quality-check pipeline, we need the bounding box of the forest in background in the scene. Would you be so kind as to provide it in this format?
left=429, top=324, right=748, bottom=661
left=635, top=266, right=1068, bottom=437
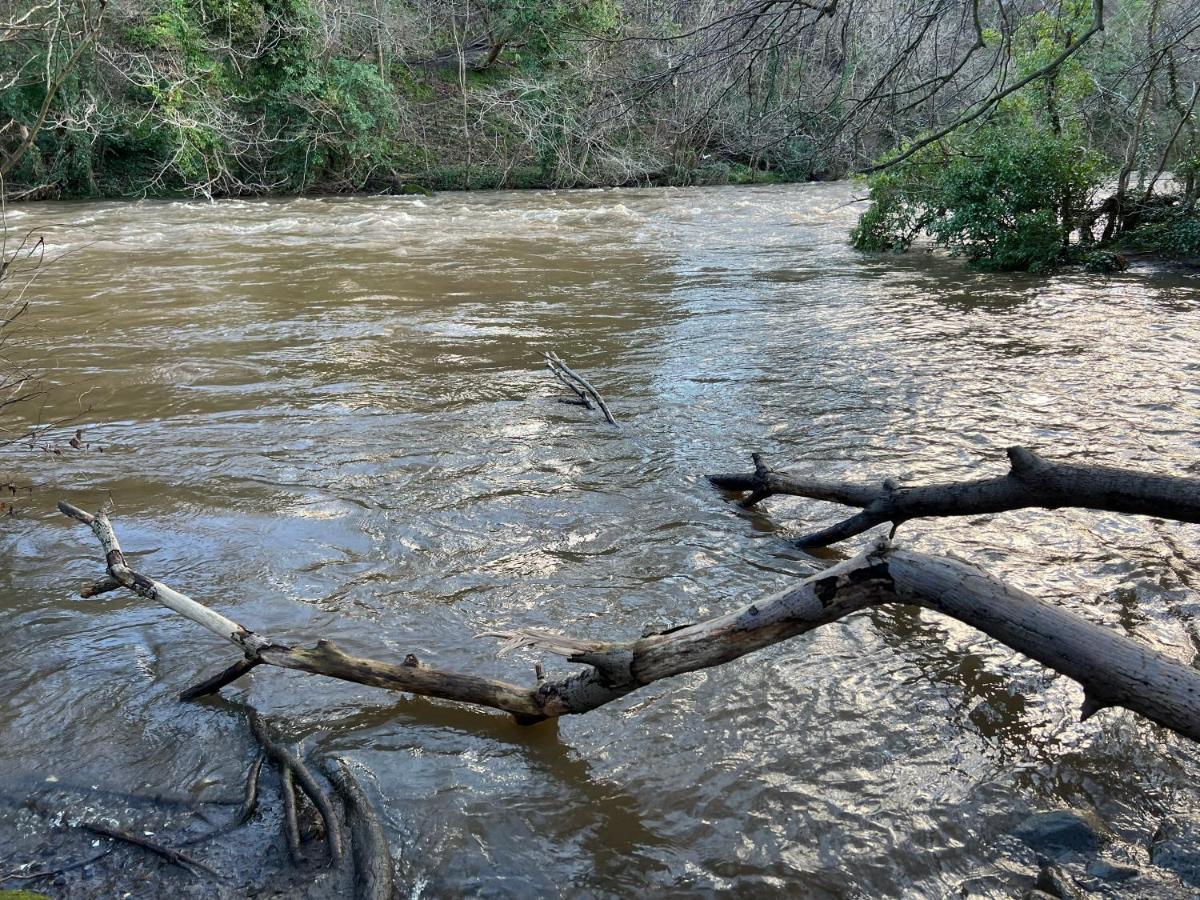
left=2, top=0, right=1200, bottom=269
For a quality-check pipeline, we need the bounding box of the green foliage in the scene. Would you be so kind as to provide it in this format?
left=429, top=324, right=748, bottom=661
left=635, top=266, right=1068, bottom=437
left=1122, top=203, right=1200, bottom=259
left=2, top=0, right=820, bottom=198
left=852, top=121, right=1108, bottom=272
left=269, top=56, right=401, bottom=190
left=851, top=0, right=1118, bottom=273
left=480, top=0, right=620, bottom=69
left=1081, top=250, right=1129, bottom=273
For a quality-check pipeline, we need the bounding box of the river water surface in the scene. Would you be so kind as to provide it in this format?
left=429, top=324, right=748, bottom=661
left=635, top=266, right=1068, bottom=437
left=2, top=183, right=1200, bottom=897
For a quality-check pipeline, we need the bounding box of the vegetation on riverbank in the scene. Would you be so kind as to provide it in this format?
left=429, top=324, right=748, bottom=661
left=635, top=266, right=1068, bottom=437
left=1, top=0, right=813, bottom=199
left=851, top=0, right=1200, bottom=271
left=2, top=1, right=1199, bottom=269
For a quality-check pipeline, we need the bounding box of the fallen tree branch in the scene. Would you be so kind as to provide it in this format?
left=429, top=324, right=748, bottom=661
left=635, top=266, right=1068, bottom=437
left=708, top=447, right=1200, bottom=548
left=57, top=500, right=1200, bottom=742
left=78, top=820, right=221, bottom=879
left=542, top=351, right=617, bottom=426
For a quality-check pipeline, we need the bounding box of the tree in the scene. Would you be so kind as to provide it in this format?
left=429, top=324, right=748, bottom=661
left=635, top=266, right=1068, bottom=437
left=0, top=0, right=107, bottom=190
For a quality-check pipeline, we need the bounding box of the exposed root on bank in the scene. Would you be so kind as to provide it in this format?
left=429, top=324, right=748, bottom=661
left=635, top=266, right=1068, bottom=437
left=321, top=758, right=398, bottom=900
left=247, top=709, right=344, bottom=867
left=178, top=752, right=265, bottom=848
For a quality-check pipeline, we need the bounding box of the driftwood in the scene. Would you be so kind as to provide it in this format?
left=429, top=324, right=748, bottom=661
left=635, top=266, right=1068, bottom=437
left=542, top=352, right=617, bottom=426
left=58, top=500, right=1200, bottom=742
left=708, top=447, right=1200, bottom=548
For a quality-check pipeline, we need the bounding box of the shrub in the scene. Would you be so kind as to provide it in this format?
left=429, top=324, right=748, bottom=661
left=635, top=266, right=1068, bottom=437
left=852, top=122, right=1108, bottom=272
left=1121, top=203, right=1200, bottom=259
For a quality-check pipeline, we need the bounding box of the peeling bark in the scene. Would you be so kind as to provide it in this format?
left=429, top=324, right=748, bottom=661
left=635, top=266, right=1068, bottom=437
left=58, top=500, right=1200, bottom=743
left=708, top=447, right=1200, bottom=547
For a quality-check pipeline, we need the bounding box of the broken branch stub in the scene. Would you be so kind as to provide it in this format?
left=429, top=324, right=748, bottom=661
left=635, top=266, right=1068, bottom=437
left=58, top=501, right=1200, bottom=743
left=707, top=447, right=1200, bottom=548
left=541, top=351, right=617, bottom=426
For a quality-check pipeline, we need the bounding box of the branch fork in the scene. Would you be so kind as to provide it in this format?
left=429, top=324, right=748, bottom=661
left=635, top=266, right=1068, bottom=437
left=709, top=447, right=1200, bottom=548
left=57, top=481, right=1200, bottom=745
left=541, top=351, right=617, bottom=426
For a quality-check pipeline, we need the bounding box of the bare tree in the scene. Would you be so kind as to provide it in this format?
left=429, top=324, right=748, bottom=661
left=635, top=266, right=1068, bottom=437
left=0, top=0, right=106, bottom=188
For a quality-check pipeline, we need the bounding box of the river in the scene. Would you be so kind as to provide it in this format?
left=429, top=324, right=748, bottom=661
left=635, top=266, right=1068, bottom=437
left=1, top=183, right=1199, bottom=897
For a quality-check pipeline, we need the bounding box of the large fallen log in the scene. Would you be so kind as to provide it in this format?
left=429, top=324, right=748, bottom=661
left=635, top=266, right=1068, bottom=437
left=708, top=447, right=1200, bottom=548
left=59, top=501, right=1200, bottom=742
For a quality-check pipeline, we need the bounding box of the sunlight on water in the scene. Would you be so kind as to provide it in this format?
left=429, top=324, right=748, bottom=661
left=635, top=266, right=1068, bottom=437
left=1, top=183, right=1199, bottom=897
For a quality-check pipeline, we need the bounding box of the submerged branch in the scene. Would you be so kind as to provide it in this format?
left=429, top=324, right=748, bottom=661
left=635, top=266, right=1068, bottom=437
left=542, top=351, right=617, bottom=426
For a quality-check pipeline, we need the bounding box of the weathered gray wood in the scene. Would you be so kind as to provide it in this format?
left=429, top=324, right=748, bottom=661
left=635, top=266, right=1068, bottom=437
left=490, top=541, right=1200, bottom=742
left=59, top=501, right=272, bottom=655
left=59, top=502, right=1200, bottom=743
left=546, top=361, right=593, bottom=409
left=543, top=352, right=617, bottom=426
left=708, top=447, right=1200, bottom=547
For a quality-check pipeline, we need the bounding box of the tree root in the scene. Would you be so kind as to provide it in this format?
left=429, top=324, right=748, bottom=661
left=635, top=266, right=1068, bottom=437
left=321, top=758, right=397, bottom=900
left=78, top=820, right=221, bottom=879
left=247, top=710, right=344, bottom=866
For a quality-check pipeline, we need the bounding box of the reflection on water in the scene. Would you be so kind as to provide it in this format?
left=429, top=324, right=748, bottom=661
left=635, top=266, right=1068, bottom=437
left=1, top=183, right=1199, bottom=896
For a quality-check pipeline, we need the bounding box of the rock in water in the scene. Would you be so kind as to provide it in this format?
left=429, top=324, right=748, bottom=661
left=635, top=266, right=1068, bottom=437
left=1013, top=810, right=1104, bottom=858
left=1151, top=818, right=1200, bottom=888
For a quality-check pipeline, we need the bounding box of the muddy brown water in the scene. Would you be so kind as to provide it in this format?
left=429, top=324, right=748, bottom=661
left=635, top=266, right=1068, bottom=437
left=1, top=183, right=1199, bottom=898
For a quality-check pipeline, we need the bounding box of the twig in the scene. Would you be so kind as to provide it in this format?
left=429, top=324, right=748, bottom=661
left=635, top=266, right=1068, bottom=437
left=0, top=849, right=113, bottom=883
left=78, top=820, right=221, bottom=879
left=543, top=352, right=617, bottom=426
left=546, top=361, right=592, bottom=408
